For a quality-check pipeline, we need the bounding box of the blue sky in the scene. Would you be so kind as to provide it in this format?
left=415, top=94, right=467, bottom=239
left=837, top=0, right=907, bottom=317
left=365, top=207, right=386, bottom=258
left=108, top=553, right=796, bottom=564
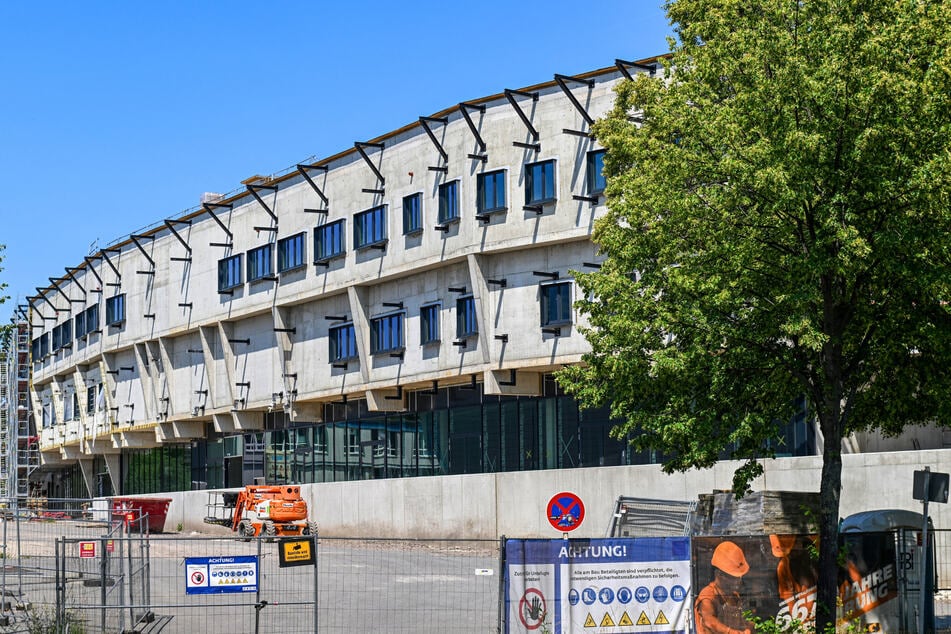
left=0, top=1, right=672, bottom=312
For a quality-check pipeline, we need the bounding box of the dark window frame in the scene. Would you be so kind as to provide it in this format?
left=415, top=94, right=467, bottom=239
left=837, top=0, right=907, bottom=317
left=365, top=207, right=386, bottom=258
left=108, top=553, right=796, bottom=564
left=456, top=295, right=477, bottom=338
left=420, top=303, right=441, bottom=345
left=329, top=323, right=358, bottom=363
left=353, top=205, right=388, bottom=250
left=314, top=220, right=346, bottom=263
left=586, top=149, right=607, bottom=195
left=540, top=281, right=573, bottom=327
left=476, top=169, right=507, bottom=215
left=403, top=193, right=423, bottom=235
left=246, top=244, right=274, bottom=282
left=84, top=303, right=100, bottom=335
left=525, top=159, right=557, bottom=205
left=74, top=310, right=86, bottom=339
left=370, top=312, right=405, bottom=354
left=277, top=232, right=306, bottom=273
left=105, top=294, right=126, bottom=326
left=217, top=255, right=243, bottom=292
left=438, top=180, right=460, bottom=224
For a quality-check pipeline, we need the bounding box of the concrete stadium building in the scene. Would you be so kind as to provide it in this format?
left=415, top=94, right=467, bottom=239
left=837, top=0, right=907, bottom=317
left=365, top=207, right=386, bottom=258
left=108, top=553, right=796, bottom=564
left=19, top=58, right=947, bottom=536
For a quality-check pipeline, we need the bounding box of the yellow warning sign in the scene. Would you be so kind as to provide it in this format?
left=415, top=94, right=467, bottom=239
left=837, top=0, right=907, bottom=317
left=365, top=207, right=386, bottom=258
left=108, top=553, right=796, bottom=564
left=600, top=613, right=616, bottom=627
left=619, top=612, right=634, bottom=626
left=279, top=539, right=315, bottom=567
left=636, top=611, right=652, bottom=626
left=654, top=610, right=669, bottom=625
left=584, top=613, right=597, bottom=627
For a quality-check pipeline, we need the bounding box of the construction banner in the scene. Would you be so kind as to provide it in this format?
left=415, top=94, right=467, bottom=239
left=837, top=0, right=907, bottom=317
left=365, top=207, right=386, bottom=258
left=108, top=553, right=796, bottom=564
left=692, top=533, right=898, bottom=633
left=505, top=537, right=691, bottom=633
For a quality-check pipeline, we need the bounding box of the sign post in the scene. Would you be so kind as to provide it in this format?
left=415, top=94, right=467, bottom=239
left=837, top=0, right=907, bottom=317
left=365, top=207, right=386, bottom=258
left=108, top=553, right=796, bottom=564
left=913, top=466, right=949, bottom=634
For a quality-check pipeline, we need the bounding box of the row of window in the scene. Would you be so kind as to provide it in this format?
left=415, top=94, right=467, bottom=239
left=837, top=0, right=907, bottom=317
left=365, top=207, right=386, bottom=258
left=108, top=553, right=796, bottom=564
left=219, top=233, right=308, bottom=291
left=216, top=151, right=606, bottom=292
left=327, top=282, right=572, bottom=362
left=32, top=297, right=125, bottom=361
left=34, top=281, right=572, bottom=366
left=39, top=383, right=104, bottom=427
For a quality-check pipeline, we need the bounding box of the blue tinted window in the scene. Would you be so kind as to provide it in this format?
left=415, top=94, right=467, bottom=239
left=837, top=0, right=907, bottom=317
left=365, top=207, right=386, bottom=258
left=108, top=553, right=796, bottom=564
left=456, top=296, right=477, bottom=338
left=586, top=150, right=606, bottom=194
left=525, top=159, right=556, bottom=205
left=85, top=303, right=99, bottom=333
left=354, top=206, right=387, bottom=248
left=370, top=313, right=404, bottom=354
left=105, top=294, right=126, bottom=325
left=247, top=244, right=273, bottom=282
left=329, top=324, right=357, bottom=362
left=420, top=304, right=440, bottom=344
left=540, top=282, right=572, bottom=326
left=403, top=193, right=422, bottom=235
left=218, top=255, right=243, bottom=291
left=477, top=170, right=506, bottom=214
left=438, top=181, right=459, bottom=223
left=277, top=232, right=306, bottom=272
left=315, top=220, right=345, bottom=262
left=74, top=311, right=86, bottom=339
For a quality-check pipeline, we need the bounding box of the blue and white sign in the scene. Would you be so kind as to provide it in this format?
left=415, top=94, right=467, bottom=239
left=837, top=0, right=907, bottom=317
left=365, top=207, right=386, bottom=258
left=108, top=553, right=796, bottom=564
left=185, top=556, right=258, bottom=595
left=505, top=538, right=691, bottom=633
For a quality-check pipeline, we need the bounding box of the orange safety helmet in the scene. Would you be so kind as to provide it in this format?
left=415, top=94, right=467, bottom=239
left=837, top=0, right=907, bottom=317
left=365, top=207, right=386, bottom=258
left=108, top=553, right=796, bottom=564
left=711, top=541, right=750, bottom=578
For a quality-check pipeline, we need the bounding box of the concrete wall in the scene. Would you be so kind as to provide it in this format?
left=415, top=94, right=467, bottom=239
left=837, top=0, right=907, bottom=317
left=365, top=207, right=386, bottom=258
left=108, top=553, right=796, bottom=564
left=161, top=449, right=951, bottom=539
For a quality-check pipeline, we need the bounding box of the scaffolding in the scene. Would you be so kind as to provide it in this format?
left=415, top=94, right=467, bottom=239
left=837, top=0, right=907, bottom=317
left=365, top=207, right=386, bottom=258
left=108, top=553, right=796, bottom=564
left=0, top=316, right=38, bottom=502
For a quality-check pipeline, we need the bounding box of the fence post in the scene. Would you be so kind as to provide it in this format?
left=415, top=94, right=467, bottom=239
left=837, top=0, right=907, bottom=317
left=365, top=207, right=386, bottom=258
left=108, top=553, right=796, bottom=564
left=55, top=537, right=64, bottom=631
left=100, top=535, right=108, bottom=632
left=497, top=535, right=506, bottom=634
left=0, top=505, right=7, bottom=620
left=254, top=535, right=264, bottom=634
left=311, top=530, right=319, bottom=633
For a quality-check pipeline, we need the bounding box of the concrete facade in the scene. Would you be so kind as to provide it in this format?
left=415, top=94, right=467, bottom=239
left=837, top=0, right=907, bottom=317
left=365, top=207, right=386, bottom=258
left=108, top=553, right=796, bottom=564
left=27, top=61, right=654, bottom=495
left=157, top=449, right=951, bottom=540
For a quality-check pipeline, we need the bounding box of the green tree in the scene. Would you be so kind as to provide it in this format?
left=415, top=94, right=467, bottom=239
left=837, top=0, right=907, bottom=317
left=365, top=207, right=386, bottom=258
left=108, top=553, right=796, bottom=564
left=558, top=0, right=951, bottom=628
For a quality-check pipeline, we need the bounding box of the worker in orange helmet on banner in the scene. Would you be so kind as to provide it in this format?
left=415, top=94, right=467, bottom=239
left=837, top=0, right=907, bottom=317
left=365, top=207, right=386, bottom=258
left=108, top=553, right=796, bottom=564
left=695, top=540, right=756, bottom=634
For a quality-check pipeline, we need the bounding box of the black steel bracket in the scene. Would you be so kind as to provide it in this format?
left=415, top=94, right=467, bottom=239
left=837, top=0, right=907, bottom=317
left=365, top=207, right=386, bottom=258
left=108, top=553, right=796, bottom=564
left=246, top=183, right=279, bottom=223
left=129, top=234, right=156, bottom=268
left=203, top=202, right=234, bottom=240
left=554, top=73, right=595, bottom=126
left=459, top=101, right=487, bottom=152
left=164, top=218, right=193, bottom=254
left=296, top=163, right=330, bottom=206
left=616, top=58, right=657, bottom=80
left=354, top=141, right=385, bottom=188
left=504, top=89, right=539, bottom=141
left=419, top=116, right=449, bottom=162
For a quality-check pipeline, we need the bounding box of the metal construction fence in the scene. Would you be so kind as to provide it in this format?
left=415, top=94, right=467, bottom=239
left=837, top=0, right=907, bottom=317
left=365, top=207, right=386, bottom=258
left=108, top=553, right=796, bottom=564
left=0, top=497, right=948, bottom=633
left=0, top=498, right=501, bottom=633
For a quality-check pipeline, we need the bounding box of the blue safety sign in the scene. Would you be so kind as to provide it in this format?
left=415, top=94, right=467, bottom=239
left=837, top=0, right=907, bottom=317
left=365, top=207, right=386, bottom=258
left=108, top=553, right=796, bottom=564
left=185, top=556, right=258, bottom=595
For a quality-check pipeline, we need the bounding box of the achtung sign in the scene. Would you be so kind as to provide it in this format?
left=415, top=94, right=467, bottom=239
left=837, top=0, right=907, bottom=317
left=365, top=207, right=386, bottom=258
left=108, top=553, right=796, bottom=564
left=278, top=539, right=315, bottom=568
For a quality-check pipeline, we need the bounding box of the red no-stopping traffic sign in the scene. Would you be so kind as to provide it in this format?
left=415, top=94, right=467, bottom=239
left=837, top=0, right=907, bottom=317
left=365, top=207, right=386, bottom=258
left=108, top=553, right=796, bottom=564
left=547, top=491, right=585, bottom=532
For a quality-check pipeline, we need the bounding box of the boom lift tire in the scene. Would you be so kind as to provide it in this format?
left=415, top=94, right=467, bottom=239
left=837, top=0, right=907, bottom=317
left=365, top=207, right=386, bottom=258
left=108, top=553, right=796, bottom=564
left=263, top=520, right=277, bottom=540
left=238, top=520, right=255, bottom=541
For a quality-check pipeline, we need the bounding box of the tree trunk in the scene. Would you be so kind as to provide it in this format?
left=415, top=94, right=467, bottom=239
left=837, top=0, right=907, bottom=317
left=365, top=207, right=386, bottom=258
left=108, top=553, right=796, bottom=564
left=817, top=415, right=843, bottom=632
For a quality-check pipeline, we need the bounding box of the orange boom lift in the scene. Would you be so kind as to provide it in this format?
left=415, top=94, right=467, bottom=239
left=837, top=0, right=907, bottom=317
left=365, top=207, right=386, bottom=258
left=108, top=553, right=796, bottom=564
left=204, top=485, right=317, bottom=538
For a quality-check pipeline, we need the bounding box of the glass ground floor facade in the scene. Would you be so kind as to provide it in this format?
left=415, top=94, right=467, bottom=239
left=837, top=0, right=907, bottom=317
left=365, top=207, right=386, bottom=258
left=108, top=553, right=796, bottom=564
left=49, top=377, right=816, bottom=497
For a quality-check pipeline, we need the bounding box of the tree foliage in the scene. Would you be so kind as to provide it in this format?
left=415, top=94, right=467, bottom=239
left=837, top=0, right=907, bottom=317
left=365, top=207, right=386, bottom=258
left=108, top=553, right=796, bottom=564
left=558, top=0, right=951, bottom=626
